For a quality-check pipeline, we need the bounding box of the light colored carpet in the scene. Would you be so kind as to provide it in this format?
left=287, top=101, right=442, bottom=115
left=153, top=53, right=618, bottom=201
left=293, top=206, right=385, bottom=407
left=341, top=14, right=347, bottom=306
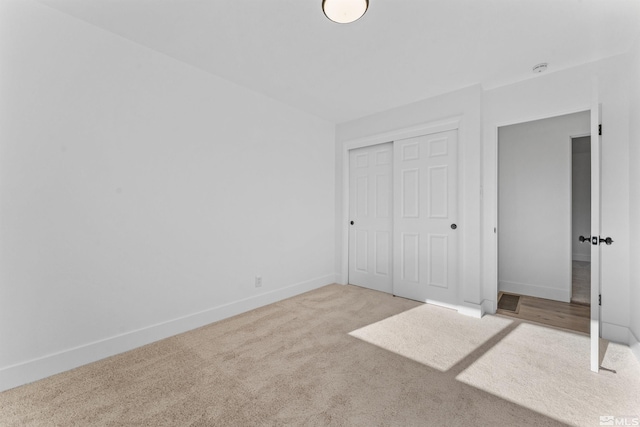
left=352, top=302, right=640, bottom=426
left=1, top=284, right=638, bottom=426
left=457, top=322, right=640, bottom=426
left=350, top=303, right=512, bottom=371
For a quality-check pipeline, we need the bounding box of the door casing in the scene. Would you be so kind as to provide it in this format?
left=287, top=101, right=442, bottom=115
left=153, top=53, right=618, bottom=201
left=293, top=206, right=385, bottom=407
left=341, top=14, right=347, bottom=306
left=489, top=106, right=592, bottom=307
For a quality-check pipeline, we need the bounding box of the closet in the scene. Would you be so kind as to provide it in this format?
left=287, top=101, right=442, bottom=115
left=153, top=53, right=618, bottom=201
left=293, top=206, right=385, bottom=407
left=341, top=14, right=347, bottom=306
left=348, top=129, right=459, bottom=305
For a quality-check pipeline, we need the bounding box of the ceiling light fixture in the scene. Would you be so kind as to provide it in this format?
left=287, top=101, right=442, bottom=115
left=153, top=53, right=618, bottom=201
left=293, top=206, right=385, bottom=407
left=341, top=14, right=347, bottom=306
left=322, top=0, right=368, bottom=24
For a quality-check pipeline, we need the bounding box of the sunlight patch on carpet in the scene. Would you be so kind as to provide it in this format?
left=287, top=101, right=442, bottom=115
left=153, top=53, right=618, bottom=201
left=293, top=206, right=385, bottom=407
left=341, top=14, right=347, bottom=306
left=456, top=323, right=640, bottom=426
left=349, top=304, right=513, bottom=371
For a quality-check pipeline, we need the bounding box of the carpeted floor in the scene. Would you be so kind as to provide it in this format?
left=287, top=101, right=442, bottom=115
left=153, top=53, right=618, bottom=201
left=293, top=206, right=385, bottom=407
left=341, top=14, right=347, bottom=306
left=1, top=284, right=638, bottom=426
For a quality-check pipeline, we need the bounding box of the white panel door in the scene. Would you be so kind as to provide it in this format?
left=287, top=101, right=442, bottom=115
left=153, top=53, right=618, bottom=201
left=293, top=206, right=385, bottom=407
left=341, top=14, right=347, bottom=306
left=393, top=130, right=458, bottom=304
left=348, top=143, right=393, bottom=293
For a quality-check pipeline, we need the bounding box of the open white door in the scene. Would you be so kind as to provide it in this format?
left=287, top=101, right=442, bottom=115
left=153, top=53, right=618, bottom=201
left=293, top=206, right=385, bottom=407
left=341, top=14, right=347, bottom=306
left=590, top=98, right=601, bottom=372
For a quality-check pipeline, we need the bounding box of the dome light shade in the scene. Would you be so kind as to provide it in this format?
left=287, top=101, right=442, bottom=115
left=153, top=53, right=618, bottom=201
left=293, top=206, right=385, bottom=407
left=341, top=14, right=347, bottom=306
left=322, top=0, right=368, bottom=24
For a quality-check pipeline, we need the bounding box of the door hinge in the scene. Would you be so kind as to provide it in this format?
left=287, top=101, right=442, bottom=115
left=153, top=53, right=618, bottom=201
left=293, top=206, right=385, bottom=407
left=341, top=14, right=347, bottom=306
left=599, top=294, right=602, bottom=306
left=599, top=124, right=602, bottom=136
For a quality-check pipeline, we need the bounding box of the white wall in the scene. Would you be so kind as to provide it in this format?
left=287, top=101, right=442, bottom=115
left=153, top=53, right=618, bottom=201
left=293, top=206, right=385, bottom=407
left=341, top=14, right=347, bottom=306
left=335, top=85, right=484, bottom=315
left=483, top=54, right=631, bottom=343
left=0, top=0, right=335, bottom=391
left=628, top=37, right=640, bottom=360
left=572, top=137, right=591, bottom=262
left=498, top=112, right=589, bottom=302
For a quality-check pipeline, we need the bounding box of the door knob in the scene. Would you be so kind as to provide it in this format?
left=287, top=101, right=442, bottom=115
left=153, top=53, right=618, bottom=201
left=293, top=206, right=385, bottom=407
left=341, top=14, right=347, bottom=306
left=350, top=221, right=354, bottom=225
left=450, top=224, right=457, bottom=230
left=599, top=236, right=614, bottom=245
left=579, top=235, right=590, bottom=243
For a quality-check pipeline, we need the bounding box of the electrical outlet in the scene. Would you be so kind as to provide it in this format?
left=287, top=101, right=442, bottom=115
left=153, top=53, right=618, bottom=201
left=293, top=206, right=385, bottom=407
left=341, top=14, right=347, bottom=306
left=255, top=276, right=262, bottom=288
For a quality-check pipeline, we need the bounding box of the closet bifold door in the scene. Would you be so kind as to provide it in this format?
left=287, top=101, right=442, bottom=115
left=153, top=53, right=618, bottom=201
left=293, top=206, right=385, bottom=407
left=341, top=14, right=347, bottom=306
left=392, top=130, right=458, bottom=305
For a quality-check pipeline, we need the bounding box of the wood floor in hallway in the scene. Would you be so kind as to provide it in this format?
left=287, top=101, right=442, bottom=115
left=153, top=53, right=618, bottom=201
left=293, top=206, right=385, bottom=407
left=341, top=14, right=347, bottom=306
left=497, top=260, right=591, bottom=334
left=496, top=292, right=590, bottom=334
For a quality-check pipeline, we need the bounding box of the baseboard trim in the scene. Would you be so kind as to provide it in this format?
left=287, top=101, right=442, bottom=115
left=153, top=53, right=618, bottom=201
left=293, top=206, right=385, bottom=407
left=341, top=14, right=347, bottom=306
left=0, top=274, right=334, bottom=392
left=629, top=329, right=640, bottom=363
left=499, top=280, right=570, bottom=303
left=480, top=299, right=496, bottom=316
left=457, top=303, right=483, bottom=319
left=601, top=322, right=630, bottom=344
left=425, top=299, right=483, bottom=319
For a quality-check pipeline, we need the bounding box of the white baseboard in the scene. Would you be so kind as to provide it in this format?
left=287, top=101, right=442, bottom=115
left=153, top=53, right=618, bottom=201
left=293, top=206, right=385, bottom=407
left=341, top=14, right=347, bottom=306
left=572, top=254, right=591, bottom=262
left=335, top=271, right=350, bottom=285
left=499, top=280, right=570, bottom=303
left=601, top=322, right=630, bottom=344
left=457, top=303, right=483, bottom=319
left=630, top=329, right=640, bottom=363
left=480, top=299, right=496, bottom=316
left=0, top=274, right=334, bottom=393
left=425, top=299, right=483, bottom=319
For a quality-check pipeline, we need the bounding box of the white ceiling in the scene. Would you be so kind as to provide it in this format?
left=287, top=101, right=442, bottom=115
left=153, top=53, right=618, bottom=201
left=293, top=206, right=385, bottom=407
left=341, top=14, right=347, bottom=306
left=37, top=0, right=640, bottom=123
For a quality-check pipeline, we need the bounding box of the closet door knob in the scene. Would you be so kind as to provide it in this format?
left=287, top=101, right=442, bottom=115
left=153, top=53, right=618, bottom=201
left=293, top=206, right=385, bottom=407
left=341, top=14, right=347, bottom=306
left=451, top=224, right=457, bottom=230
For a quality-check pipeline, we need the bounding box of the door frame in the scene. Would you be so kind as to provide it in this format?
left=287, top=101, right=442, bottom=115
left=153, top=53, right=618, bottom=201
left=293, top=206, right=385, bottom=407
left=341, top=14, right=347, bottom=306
left=340, top=116, right=462, bottom=286
left=496, top=120, right=589, bottom=305
left=489, top=105, right=591, bottom=306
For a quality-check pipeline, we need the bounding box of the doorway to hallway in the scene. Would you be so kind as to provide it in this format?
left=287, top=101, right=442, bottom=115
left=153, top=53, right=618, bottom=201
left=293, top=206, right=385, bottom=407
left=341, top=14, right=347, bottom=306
left=497, top=111, right=593, bottom=334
